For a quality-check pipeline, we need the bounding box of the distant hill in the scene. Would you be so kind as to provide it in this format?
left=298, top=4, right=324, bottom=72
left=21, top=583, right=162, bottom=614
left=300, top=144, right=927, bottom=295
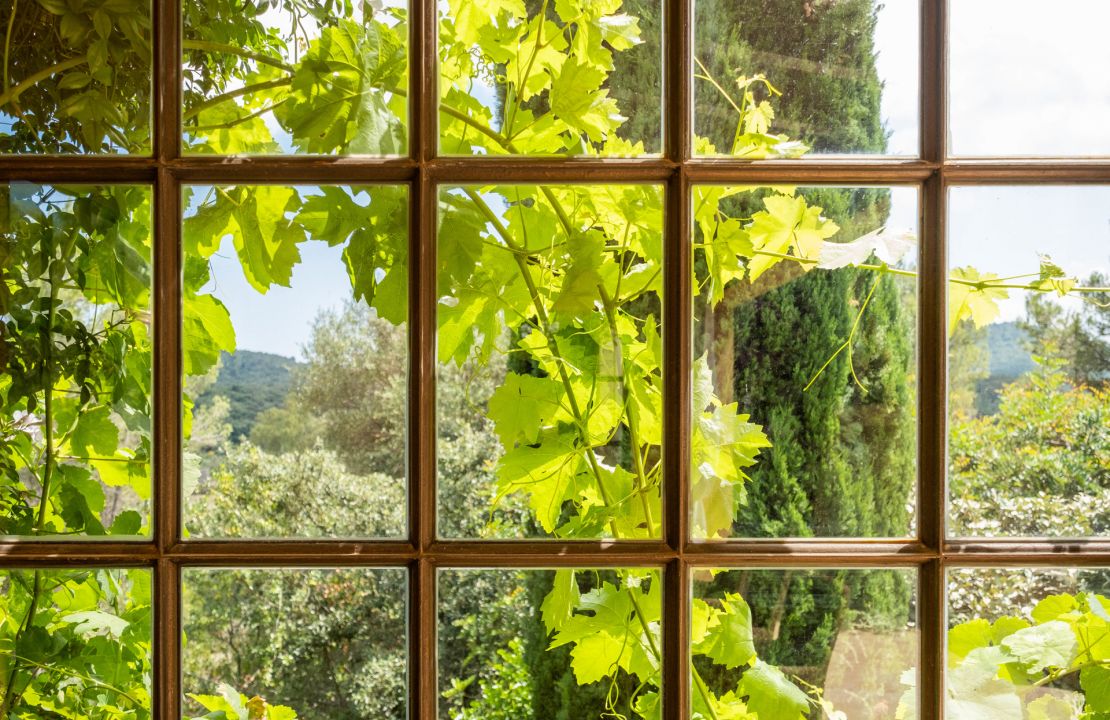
left=976, top=321, right=1037, bottom=415
left=196, top=350, right=299, bottom=439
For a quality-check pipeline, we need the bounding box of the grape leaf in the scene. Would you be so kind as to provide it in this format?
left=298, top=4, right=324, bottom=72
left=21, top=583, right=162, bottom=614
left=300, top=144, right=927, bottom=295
left=948, top=266, right=1009, bottom=334
left=1082, top=665, right=1110, bottom=712
left=694, top=592, right=756, bottom=669
left=746, top=194, right=838, bottom=281
left=70, top=405, right=119, bottom=458
left=496, top=430, right=583, bottom=532
left=541, top=569, right=580, bottom=633
left=488, top=373, right=566, bottom=446
left=183, top=293, right=236, bottom=375
left=739, top=660, right=808, bottom=720
left=1001, top=621, right=1077, bottom=672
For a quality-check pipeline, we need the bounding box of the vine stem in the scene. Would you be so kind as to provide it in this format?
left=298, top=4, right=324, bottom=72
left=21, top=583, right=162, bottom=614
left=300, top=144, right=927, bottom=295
left=3, top=0, right=16, bottom=94
left=462, top=186, right=725, bottom=718
left=803, top=274, right=881, bottom=393
left=0, top=653, right=141, bottom=706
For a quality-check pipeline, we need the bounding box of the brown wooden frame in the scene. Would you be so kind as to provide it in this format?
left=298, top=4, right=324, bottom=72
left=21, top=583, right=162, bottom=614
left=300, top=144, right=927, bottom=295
left=3, top=1, right=1110, bottom=718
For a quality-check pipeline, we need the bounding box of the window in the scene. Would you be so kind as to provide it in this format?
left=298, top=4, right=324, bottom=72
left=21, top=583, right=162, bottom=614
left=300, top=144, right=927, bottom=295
left=1, top=1, right=1108, bottom=719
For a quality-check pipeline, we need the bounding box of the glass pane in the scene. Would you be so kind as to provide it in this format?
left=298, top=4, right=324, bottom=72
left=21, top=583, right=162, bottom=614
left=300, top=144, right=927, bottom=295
left=1, top=184, right=152, bottom=538
left=183, top=567, right=406, bottom=719
left=949, top=1, right=1110, bottom=157
left=693, top=0, right=918, bottom=157
left=947, top=187, right=1110, bottom=538
left=438, top=568, right=662, bottom=719
left=181, top=184, right=408, bottom=539
left=182, top=0, right=408, bottom=155
left=947, top=568, right=1110, bottom=718
left=0, top=1, right=151, bottom=154
left=691, top=185, right=918, bottom=540
left=693, top=568, right=918, bottom=719
left=0, top=568, right=152, bottom=716
left=436, top=184, right=663, bottom=539
left=438, top=0, right=662, bottom=156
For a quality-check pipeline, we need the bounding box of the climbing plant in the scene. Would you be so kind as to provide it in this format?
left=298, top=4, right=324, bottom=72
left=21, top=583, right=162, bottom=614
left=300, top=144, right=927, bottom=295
left=2, top=0, right=1109, bottom=718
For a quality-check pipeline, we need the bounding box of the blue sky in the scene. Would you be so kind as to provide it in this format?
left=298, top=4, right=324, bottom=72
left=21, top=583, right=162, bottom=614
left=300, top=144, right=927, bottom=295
left=202, top=0, right=1109, bottom=357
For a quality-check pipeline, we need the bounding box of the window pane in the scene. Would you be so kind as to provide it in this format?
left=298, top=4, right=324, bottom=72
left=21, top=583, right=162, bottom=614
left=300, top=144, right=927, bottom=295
left=0, top=568, right=152, bottom=715
left=693, top=0, right=918, bottom=157
left=691, top=185, right=918, bottom=540
left=438, top=1, right=662, bottom=156
left=2, top=184, right=152, bottom=538
left=947, top=187, right=1110, bottom=538
left=183, top=567, right=406, bottom=719
left=693, top=568, right=917, bottom=719
left=181, top=184, right=408, bottom=539
left=949, top=1, right=1110, bottom=157
left=438, top=568, right=662, bottom=719
left=182, top=0, right=408, bottom=155
left=436, top=184, right=663, bottom=539
left=947, top=568, right=1110, bottom=717
left=0, top=1, right=151, bottom=154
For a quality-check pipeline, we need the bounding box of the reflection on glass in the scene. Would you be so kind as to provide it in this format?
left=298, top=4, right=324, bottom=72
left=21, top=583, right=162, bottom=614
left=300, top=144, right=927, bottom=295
left=435, top=184, right=664, bottom=540
left=0, top=1, right=151, bottom=154
left=691, top=185, right=918, bottom=540
left=0, top=568, right=152, bottom=716
left=693, top=568, right=917, bottom=719
left=947, top=568, right=1110, bottom=718
left=693, top=0, right=918, bottom=156
left=438, top=0, right=662, bottom=155
left=949, top=1, right=1110, bottom=157
left=181, top=184, right=408, bottom=539
left=947, top=187, right=1110, bottom=538
left=1, top=184, right=152, bottom=538
left=183, top=568, right=406, bottom=719
left=438, top=568, right=662, bottom=719
left=182, top=0, right=408, bottom=155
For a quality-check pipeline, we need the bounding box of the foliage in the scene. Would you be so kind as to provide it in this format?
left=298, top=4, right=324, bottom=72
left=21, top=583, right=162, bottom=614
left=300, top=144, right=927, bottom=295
left=196, top=351, right=297, bottom=441
left=935, top=591, right=1110, bottom=720
left=2, top=0, right=1109, bottom=718
left=949, top=364, right=1110, bottom=538
left=0, top=568, right=151, bottom=719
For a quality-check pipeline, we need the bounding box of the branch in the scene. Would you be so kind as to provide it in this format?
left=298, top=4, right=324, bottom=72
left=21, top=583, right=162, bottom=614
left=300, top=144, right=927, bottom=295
left=182, top=77, right=293, bottom=122
left=0, top=55, right=86, bottom=108
left=181, top=39, right=295, bottom=72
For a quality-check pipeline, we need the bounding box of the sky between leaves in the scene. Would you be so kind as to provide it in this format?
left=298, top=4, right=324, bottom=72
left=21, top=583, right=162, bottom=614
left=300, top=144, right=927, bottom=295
left=199, top=0, right=1110, bottom=358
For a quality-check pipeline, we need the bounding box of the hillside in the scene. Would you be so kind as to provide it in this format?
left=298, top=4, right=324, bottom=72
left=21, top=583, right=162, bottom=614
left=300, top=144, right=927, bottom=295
left=196, top=350, right=299, bottom=439
left=976, top=321, right=1037, bottom=415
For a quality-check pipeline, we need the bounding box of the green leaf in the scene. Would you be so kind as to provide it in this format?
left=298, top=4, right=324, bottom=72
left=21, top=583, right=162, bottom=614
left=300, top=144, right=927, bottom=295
left=231, top=186, right=305, bottom=293
left=1033, top=594, right=1079, bottom=624
left=693, top=592, right=756, bottom=669
left=746, top=194, right=838, bottom=281
left=496, top=430, right=583, bottom=533
left=948, top=619, right=994, bottom=661
left=183, top=293, right=236, bottom=375
left=70, top=405, right=119, bottom=457
left=1000, top=621, right=1077, bottom=672
left=548, top=57, right=616, bottom=142
left=487, top=372, right=566, bottom=446
left=108, top=509, right=143, bottom=535
left=62, top=610, right=129, bottom=638
left=948, top=266, right=1009, bottom=335
left=540, top=569, right=579, bottom=633
left=447, top=0, right=525, bottom=45
left=946, top=647, right=1021, bottom=720
left=1081, top=665, right=1110, bottom=712
left=739, top=660, right=809, bottom=720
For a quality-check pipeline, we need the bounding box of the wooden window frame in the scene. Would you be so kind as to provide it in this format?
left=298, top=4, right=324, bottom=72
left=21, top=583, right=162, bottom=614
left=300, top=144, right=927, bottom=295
left=2, top=1, right=1110, bottom=718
